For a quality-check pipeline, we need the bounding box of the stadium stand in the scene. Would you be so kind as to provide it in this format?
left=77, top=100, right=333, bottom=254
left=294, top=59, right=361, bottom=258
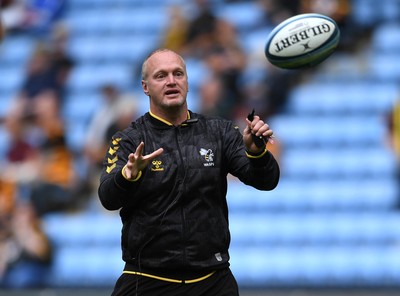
left=1, top=0, right=400, bottom=291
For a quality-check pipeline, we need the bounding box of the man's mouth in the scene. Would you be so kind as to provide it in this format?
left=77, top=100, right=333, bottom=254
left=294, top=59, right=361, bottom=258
left=165, top=89, right=180, bottom=96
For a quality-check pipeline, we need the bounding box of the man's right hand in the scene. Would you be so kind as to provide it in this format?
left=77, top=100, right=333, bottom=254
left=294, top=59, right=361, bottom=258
left=123, top=142, right=164, bottom=180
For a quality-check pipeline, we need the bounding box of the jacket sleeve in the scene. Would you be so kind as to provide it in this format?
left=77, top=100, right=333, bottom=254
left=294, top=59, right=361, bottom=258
left=224, top=122, right=280, bottom=191
left=98, top=131, right=142, bottom=211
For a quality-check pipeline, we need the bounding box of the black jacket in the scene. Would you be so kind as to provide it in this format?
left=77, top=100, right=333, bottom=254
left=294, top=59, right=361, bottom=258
left=98, top=111, right=280, bottom=276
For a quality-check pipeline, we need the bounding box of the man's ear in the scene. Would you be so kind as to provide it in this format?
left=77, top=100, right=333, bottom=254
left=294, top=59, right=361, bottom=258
left=142, top=80, right=149, bottom=96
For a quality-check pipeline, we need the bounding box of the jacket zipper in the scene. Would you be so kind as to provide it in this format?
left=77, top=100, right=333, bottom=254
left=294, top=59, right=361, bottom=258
left=175, top=126, right=188, bottom=267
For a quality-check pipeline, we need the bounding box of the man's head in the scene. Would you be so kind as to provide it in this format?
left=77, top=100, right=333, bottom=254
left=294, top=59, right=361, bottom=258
left=141, top=49, right=189, bottom=118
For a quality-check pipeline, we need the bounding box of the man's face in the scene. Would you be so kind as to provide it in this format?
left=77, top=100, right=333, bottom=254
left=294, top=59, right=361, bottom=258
left=142, top=51, right=189, bottom=111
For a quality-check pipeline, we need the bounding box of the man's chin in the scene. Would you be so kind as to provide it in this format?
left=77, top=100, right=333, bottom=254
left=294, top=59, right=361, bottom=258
left=163, top=97, right=186, bottom=108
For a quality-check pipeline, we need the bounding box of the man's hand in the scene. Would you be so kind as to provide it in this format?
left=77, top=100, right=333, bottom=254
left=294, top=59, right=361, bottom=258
left=243, top=115, right=274, bottom=154
left=124, top=142, right=164, bottom=180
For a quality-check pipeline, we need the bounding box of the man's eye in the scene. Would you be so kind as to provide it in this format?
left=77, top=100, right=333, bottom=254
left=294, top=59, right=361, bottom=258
left=156, top=74, right=165, bottom=79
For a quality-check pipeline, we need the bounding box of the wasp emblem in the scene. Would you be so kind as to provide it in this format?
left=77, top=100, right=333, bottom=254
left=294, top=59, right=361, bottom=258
left=199, top=148, right=214, bottom=162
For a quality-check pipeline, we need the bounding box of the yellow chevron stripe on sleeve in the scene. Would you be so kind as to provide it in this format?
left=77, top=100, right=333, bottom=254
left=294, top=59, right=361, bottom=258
left=108, top=147, right=116, bottom=155
left=108, top=156, right=118, bottom=163
left=112, top=138, right=122, bottom=145
left=106, top=163, right=116, bottom=173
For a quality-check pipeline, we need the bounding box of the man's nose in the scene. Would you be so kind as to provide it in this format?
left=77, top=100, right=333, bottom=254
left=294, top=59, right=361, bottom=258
left=166, top=74, right=176, bottom=84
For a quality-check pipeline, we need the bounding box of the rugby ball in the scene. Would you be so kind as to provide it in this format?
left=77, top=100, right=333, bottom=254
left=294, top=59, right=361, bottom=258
left=265, top=13, right=340, bottom=69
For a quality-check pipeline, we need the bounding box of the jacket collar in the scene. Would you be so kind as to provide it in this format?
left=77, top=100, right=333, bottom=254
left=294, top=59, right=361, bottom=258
left=148, top=110, right=193, bottom=127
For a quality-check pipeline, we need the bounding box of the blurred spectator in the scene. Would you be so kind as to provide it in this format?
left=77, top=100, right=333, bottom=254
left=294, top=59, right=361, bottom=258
left=257, top=0, right=301, bottom=26
left=386, top=99, right=400, bottom=209
left=9, top=27, right=74, bottom=118
left=8, top=44, right=62, bottom=121
left=0, top=4, right=4, bottom=42
left=1, top=11, right=78, bottom=213
left=194, top=17, right=247, bottom=121
left=2, top=93, right=79, bottom=216
left=161, top=4, right=189, bottom=53
left=247, top=64, right=300, bottom=120
left=0, top=182, right=52, bottom=288
left=5, top=25, right=74, bottom=159
left=26, top=0, right=66, bottom=36
left=299, top=0, right=351, bottom=28
left=0, top=0, right=65, bottom=36
left=299, top=0, right=354, bottom=50
left=0, top=0, right=28, bottom=33
left=46, top=22, right=75, bottom=100
left=182, top=0, right=218, bottom=58
left=83, top=84, right=138, bottom=197
left=386, top=99, right=400, bottom=155
left=28, top=93, right=79, bottom=215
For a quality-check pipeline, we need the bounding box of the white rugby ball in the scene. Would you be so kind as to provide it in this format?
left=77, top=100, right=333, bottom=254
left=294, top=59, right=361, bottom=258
left=265, top=13, right=340, bottom=69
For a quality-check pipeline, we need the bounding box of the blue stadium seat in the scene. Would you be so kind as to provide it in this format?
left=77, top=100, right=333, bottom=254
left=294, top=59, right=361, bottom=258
left=230, top=212, right=400, bottom=246
left=215, top=2, right=265, bottom=32
left=50, top=246, right=122, bottom=287
left=0, top=127, right=10, bottom=160
left=62, top=91, right=102, bottom=123
left=66, top=63, right=133, bottom=92
left=65, top=8, right=168, bottom=35
left=0, top=65, right=25, bottom=95
left=0, top=35, right=35, bottom=64
left=228, top=177, right=397, bottom=211
left=372, top=23, right=400, bottom=53
left=64, top=120, right=90, bottom=152
left=43, top=212, right=121, bottom=247
left=282, top=148, right=397, bottom=179
left=0, top=94, right=16, bottom=119
left=286, top=81, right=399, bottom=115
left=239, top=27, right=272, bottom=55
left=67, top=0, right=172, bottom=10
left=67, top=35, right=158, bottom=64
left=351, top=0, right=394, bottom=27
left=270, top=115, right=386, bottom=148
left=43, top=213, right=123, bottom=286
left=369, top=53, right=400, bottom=81
left=230, top=245, right=400, bottom=286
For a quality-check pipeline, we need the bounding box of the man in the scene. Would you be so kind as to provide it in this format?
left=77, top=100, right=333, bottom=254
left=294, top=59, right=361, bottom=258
left=98, top=49, right=280, bottom=296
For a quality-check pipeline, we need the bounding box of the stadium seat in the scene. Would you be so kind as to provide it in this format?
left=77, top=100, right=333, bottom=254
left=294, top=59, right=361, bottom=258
left=0, top=35, right=35, bottom=64
left=67, top=35, right=158, bottom=64
left=0, top=65, right=25, bottom=95
left=270, top=114, right=387, bottom=148
left=351, top=0, right=382, bottom=27
left=215, top=2, right=265, bottom=33
left=62, top=91, right=102, bottom=123
left=67, top=0, right=172, bottom=10
left=43, top=212, right=121, bottom=247
left=64, top=120, right=90, bottom=152
left=372, top=22, right=400, bottom=53
left=286, top=81, right=399, bottom=115
left=230, top=212, right=400, bottom=246
left=228, top=177, right=397, bottom=211
left=0, top=94, right=16, bottom=119
left=230, top=245, right=400, bottom=287
left=281, top=148, right=397, bottom=180
left=66, top=63, right=134, bottom=92
left=368, top=53, right=400, bottom=81
left=0, top=127, right=10, bottom=160
left=65, top=7, right=168, bottom=36
left=50, top=246, right=122, bottom=287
